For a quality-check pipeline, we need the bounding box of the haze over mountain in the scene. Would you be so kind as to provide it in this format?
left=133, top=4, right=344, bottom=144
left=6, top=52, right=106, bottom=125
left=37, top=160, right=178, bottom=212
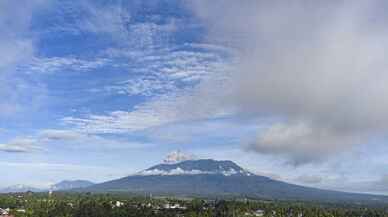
left=0, top=185, right=42, bottom=193
left=0, top=180, right=94, bottom=193
left=51, top=180, right=95, bottom=191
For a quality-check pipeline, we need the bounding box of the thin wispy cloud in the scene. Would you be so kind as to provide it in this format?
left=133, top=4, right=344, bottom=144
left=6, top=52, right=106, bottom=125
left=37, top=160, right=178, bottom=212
left=0, top=138, right=42, bottom=153
left=0, top=1, right=47, bottom=117
left=20, top=57, right=110, bottom=74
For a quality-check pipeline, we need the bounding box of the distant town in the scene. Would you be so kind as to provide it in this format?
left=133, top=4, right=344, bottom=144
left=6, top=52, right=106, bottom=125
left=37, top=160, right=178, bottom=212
left=0, top=191, right=387, bottom=217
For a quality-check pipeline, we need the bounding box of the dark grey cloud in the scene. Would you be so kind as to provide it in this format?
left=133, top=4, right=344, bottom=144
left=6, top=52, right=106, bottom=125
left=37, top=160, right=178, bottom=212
left=296, top=175, right=323, bottom=184
left=188, top=1, right=388, bottom=164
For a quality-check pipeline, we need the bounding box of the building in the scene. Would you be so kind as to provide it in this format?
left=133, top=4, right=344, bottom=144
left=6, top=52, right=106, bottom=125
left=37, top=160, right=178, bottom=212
left=0, top=208, right=14, bottom=217
left=253, top=209, right=265, bottom=217
left=16, top=209, right=26, bottom=213
left=163, top=203, right=187, bottom=210
left=115, top=201, right=124, bottom=208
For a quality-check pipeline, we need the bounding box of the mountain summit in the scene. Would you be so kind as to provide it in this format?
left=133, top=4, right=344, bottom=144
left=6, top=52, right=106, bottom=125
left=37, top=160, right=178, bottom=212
left=138, top=159, right=253, bottom=176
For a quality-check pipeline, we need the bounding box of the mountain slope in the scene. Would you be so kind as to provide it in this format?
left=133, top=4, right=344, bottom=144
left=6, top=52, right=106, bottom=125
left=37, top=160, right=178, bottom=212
left=52, top=180, right=94, bottom=191
left=81, top=159, right=388, bottom=204
left=0, top=184, right=42, bottom=193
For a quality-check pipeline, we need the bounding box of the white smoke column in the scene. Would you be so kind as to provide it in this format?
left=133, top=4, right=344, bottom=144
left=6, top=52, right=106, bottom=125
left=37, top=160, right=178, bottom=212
left=163, top=150, right=195, bottom=164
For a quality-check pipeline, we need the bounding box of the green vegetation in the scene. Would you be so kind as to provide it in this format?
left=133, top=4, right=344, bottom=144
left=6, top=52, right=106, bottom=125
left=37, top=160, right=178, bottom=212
left=0, top=192, right=387, bottom=217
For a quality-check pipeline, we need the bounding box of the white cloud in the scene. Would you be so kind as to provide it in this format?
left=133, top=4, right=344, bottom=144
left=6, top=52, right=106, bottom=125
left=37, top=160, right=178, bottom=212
left=62, top=109, right=166, bottom=134
left=53, top=0, right=388, bottom=166
left=185, top=1, right=388, bottom=163
left=39, top=129, right=83, bottom=141
left=38, top=0, right=129, bottom=38
left=63, top=79, right=232, bottom=134
left=0, top=138, right=41, bottom=153
left=98, top=45, right=230, bottom=96
left=0, top=1, right=48, bottom=117
left=5, top=128, right=155, bottom=153
left=102, top=76, right=176, bottom=97
left=33, top=0, right=388, bottom=170
left=21, top=57, right=110, bottom=74
left=46, top=0, right=179, bottom=48
left=62, top=43, right=232, bottom=134
left=1, top=127, right=156, bottom=154
left=49, top=132, right=155, bottom=151
left=38, top=0, right=232, bottom=144
left=78, top=1, right=129, bottom=36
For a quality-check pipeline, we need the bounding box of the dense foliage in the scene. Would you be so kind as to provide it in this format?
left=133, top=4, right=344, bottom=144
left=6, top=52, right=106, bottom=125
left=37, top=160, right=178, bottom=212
left=0, top=192, right=387, bottom=217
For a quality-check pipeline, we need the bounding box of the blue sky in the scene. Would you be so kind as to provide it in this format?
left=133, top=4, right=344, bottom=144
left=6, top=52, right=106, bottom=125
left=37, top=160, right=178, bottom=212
left=2, top=0, right=388, bottom=195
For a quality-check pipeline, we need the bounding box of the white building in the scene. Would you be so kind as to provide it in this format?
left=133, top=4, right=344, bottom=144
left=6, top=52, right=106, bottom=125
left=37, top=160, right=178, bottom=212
left=115, top=201, right=124, bottom=208
left=254, top=209, right=265, bottom=217
left=163, top=203, right=186, bottom=210
left=0, top=208, right=8, bottom=215
left=16, top=209, right=26, bottom=213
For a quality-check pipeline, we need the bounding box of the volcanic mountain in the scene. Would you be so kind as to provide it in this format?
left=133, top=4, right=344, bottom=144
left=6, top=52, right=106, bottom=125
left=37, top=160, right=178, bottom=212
left=52, top=180, right=94, bottom=191
left=81, top=157, right=388, bottom=204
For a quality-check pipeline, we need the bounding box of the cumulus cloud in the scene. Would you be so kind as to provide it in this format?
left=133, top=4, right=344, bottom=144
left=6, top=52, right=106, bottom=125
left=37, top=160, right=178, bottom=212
left=187, top=1, right=388, bottom=163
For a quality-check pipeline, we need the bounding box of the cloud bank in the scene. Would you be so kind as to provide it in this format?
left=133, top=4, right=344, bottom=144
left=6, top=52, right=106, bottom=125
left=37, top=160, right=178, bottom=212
left=188, top=1, right=388, bottom=163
